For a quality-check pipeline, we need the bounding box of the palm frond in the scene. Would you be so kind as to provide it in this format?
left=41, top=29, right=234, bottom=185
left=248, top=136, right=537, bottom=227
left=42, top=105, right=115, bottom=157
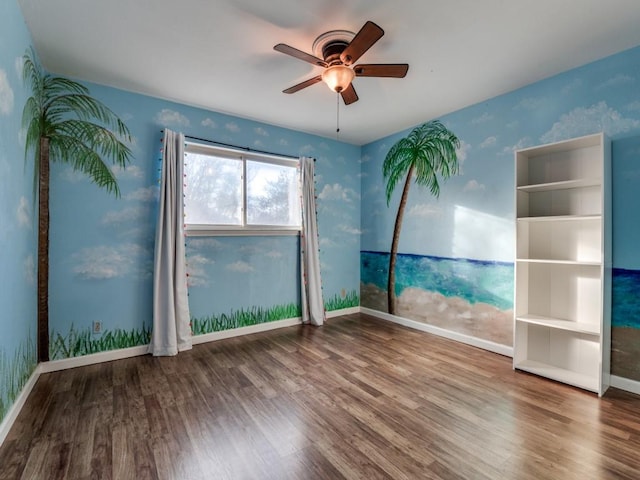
left=21, top=45, right=133, bottom=198
left=44, top=94, right=132, bottom=141
left=43, top=76, right=89, bottom=97
left=383, top=120, right=460, bottom=201
left=21, top=47, right=44, bottom=100
left=383, top=139, right=415, bottom=205
left=52, top=119, right=132, bottom=168
left=48, top=135, right=121, bottom=196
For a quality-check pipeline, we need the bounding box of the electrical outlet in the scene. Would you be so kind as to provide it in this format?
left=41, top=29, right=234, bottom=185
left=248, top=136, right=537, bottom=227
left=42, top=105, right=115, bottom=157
left=92, top=321, right=102, bottom=334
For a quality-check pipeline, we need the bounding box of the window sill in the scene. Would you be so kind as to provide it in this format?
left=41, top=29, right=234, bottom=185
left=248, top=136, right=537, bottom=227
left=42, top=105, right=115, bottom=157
left=185, top=226, right=301, bottom=237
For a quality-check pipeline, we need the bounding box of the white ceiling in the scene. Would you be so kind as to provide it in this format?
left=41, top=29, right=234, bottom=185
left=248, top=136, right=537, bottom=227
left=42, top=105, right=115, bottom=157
left=18, top=0, right=640, bottom=145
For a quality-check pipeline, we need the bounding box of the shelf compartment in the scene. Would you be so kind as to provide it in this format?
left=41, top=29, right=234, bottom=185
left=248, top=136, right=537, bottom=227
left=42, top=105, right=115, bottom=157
left=516, top=136, right=603, bottom=187
left=515, top=262, right=602, bottom=327
left=517, top=184, right=601, bottom=218
left=516, top=215, right=602, bottom=262
left=514, top=323, right=601, bottom=393
left=516, top=259, right=601, bottom=266
left=515, top=315, right=600, bottom=336
left=517, top=214, right=600, bottom=222
left=517, top=178, right=601, bottom=193
left=514, top=359, right=599, bottom=393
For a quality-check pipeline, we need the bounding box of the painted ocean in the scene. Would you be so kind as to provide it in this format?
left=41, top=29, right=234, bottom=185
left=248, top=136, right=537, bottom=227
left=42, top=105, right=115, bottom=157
left=361, top=251, right=514, bottom=311
left=612, top=268, right=640, bottom=329
left=361, top=252, right=640, bottom=329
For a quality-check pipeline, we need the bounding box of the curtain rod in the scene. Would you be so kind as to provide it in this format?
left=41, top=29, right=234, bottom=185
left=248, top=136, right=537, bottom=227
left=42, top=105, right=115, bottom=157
left=161, top=130, right=308, bottom=161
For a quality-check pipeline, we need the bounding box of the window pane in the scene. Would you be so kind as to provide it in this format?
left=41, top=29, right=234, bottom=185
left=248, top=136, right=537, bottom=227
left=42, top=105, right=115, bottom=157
left=246, top=160, right=300, bottom=226
left=184, top=152, right=242, bottom=225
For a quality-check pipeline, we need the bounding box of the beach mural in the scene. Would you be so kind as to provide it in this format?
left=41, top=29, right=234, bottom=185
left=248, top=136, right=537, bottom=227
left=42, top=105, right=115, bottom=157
left=611, top=135, right=640, bottom=381
left=362, top=252, right=514, bottom=346
left=362, top=120, right=514, bottom=345
left=361, top=45, right=640, bottom=373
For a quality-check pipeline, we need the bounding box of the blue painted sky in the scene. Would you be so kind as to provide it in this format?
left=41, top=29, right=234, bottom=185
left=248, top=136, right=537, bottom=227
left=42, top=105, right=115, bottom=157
left=0, top=0, right=37, bottom=357
left=361, top=45, right=640, bottom=268
left=47, top=84, right=361, bottom=334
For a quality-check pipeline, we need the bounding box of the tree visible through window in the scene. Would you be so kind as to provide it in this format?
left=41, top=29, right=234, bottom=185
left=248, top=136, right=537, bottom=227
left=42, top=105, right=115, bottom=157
left=184, top=143, right=300, bottom=234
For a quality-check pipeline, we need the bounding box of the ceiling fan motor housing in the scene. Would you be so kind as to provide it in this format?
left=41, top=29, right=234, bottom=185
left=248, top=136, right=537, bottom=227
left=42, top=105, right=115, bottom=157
left=322, top=40, right=349, bottom=64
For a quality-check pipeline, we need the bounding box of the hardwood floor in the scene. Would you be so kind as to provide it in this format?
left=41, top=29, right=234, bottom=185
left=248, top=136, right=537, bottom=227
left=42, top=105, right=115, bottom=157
left=1, top=313, right=640, bottom=479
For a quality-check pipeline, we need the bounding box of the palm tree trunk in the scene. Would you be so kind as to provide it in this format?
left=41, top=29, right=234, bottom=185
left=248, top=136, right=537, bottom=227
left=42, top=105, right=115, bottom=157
left=37, top=137, right=50, bottom=362
left=387, top=164, right=414, bottom=315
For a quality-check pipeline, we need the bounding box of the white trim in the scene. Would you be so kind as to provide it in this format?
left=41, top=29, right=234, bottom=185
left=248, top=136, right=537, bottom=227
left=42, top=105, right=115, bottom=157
left=361, top=307, right=514, bottom=357
left=0, top=364, right=42, bottom=446
left=40, top=345, right=149, bottom=373
left=327, top=306, right=360, bottom=318
left=186, top=226, right=301, bottom=237
left=192, top=317, right=302, bottom=345
left=611, top=375, right=640, bottom=396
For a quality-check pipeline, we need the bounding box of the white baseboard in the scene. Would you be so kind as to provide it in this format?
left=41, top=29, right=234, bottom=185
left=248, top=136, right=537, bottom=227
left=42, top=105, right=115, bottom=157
left=191, top=317, right=302, bottom=345
left=40, top=345, right=149, bottom=373
left=0, top=364, right=42, bottom=446
left=361, top=307, right=514, bottom=357
left=327, top=306, right=360, bottom=318
left=611, top=375, right=640, bottom=396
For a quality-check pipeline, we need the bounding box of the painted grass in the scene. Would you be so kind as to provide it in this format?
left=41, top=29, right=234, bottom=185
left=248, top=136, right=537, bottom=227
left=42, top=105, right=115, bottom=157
left=49, top=324, right=151, bottom=360
left=324, top=289, right=360, bottom=311
left=0, top=337, right=37, bottom=423
left=191, top=302, right=301, bottom=336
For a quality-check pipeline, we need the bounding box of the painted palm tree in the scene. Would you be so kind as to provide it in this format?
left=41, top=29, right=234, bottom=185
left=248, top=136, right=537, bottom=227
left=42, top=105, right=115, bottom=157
left=383, top=120, right=460, bottom=315
left=21, top=48, right=132, bottom=362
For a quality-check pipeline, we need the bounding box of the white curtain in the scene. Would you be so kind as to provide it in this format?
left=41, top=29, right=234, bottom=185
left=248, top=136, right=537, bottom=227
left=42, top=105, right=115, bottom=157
left=148, top=129, right=193, bottom=356
left=299, top=156, right=325, bottom=326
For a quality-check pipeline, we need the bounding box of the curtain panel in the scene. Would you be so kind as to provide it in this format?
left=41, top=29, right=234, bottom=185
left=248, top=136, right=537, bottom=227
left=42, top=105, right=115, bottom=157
left=299, top=156, right=325, bottom=326
left=149, top=129, right=192, bottom=355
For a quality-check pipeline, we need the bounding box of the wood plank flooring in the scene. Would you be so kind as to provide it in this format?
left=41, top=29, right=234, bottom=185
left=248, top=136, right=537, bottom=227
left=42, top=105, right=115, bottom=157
left=1, top=313, right=640, bottom=479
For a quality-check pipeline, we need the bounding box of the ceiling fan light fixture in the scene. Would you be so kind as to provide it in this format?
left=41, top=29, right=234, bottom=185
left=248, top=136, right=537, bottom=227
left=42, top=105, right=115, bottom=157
left=321, top=65, right=354, bottom=93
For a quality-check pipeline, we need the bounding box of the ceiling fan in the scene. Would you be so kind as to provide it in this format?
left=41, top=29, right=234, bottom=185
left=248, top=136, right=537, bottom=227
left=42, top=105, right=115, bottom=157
left=274, top=21, right=409, bottom=105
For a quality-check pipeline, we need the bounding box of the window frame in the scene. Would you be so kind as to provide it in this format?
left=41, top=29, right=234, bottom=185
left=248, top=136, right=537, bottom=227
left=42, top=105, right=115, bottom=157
left=184, top=142, right=301, bottom=237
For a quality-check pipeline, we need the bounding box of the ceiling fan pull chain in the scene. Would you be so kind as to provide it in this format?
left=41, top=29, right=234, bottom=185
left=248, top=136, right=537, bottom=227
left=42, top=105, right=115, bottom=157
left=336, top=92, right=340, bottom=141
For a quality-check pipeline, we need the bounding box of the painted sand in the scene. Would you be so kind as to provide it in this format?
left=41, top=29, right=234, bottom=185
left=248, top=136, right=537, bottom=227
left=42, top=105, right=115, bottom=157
left=361, top=282, right=513, bottom=346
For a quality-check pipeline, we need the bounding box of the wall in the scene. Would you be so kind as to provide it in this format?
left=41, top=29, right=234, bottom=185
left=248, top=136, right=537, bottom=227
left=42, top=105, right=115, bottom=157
left=361, top=45, right=640, bottom=381
left=47, top=83, right=361, bottom=359
left=0, top=0, right=37, bottom=423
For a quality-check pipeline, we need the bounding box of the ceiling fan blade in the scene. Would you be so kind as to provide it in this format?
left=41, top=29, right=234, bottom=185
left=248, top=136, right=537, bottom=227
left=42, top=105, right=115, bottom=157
left=340, top=83, right=359, bottom=105
left=354, top=64, right=409, bottom=78
left=283, top=76, right=323, bottom=94
left=274, top=44, right=327, bottom=67
left=340, top=21, right=384, bottom=66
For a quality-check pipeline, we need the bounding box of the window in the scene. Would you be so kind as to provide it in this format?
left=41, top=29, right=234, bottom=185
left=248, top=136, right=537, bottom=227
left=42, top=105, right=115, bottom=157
left=184, top=143, right=301, bottom=235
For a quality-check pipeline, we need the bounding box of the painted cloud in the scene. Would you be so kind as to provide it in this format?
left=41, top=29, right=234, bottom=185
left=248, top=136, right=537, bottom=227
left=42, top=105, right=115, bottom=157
left=102, top=206, right=150, bottom=226
left=72, top=244, right=151, bottom=279
left=596, top=74, right=634, bottom=91
left=318, top=183, right=359, bottom=203
left=24, top=254, right=35, bottom=285
left=186, top=254, right=212, bottom=287
left=407, top=203, right=442, bottom=218
left=155, top=109, right=190, bottom=127
left=17, top=196, right=30, bottom=227
left=226, top=261, right=254, bottom=273
left=125, top=186, right=159, bottom=202
left=0, top=69, right=14, bottom=115
left=112, top=164, right=143, bottom=179
left=201, top=118, right=217, bottom=128
left=463, top=180, right=486, bottom=192
left=540, top=101, right=640, bottom=144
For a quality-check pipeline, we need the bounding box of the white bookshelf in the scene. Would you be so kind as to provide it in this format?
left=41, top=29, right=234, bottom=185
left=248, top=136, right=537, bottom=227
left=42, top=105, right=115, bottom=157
left=513, top=133, right=611, bottom=396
